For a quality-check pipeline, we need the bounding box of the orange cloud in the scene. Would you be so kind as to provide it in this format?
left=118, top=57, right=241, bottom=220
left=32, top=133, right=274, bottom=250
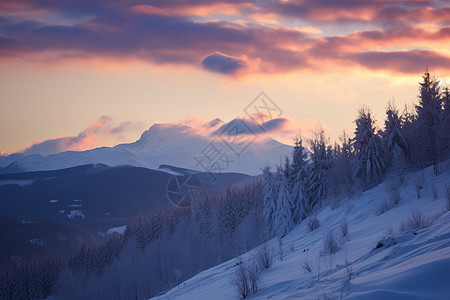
left=0, top=0, right=449, bottom=77
left=131, top=3, right=252, bottom=18
left=20, top=116, right=144, bottom=155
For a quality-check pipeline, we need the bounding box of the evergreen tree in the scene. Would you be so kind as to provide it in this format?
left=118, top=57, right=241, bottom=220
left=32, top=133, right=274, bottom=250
left=337, top=131, right=354, bottom=196
left=290, top=136, right=307, bottom=222
left=272, top=165, right=294, bottom=235
left=304, top=130, right=331, bottom=212
left=415, top=71, right=441, bottom=173
left=383, top=101, right=408, bottom=171
left=352, top=107, right=386, bottom=188
left=439, top=86, right=450, bottom=160
left=262, top=165, right=276, bottom=234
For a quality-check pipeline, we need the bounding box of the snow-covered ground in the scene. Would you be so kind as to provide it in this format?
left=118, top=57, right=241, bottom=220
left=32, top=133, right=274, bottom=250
left=0, top=179, right=33, bottom=186
left=152, top=165, right=450, bottom=300
left=106, top=225, right=127, bottom=235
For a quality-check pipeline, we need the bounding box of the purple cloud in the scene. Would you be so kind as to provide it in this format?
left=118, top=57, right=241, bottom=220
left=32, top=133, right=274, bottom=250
left=202, top=52, right=246, bottom=74
left=0, top=0, right=448, bottom=75
left=353, top=50, right=450, bottom=74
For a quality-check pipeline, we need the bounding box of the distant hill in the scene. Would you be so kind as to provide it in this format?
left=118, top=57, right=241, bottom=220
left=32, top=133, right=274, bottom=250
left=0, top=164, right=250, bottom=270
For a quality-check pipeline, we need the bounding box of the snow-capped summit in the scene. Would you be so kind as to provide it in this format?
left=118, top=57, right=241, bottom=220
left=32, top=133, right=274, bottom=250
left=131, top=123, right=192, bottom=150
left=0, top=119, right=292, bottom=175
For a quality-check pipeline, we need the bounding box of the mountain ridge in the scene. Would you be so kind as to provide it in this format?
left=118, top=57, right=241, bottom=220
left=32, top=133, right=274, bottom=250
left=0, top=118, right=292, bottom=175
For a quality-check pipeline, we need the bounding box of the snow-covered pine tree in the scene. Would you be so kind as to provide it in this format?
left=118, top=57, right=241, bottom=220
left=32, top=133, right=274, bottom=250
left=415, top=71, right=442, bottom=173
left=291, top=136, right=307, bottom=222
left=383, top=101, right=408, bottom=171
left=304, top=130, right=331, bottom=213
left=262, top=165, right=276, bottom=234
left=337, top=131, right=354, bottom=196
left=272, top=164, right=294, bottom=235
left=352, top=107, right=386, bottom=188
left=439, top=86, right=450, bottom=161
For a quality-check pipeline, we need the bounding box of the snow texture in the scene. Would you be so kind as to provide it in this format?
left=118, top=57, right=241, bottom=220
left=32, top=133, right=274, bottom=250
left=152, top=164, right=450, bottom=300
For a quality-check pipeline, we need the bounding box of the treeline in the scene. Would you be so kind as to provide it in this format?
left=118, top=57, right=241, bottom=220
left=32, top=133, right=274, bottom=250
left=1, top=72, right=449, bottom=299
left=264, top=71, right=450, bottom=235
left=0, top=256, right=64, bottom=299
left=1, top=181, right=266, bottom=299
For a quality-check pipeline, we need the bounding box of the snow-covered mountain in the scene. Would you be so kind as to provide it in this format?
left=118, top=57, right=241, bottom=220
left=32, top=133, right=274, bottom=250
left=152, top=164, right=450, bottom=300
left=0, top=119, right=293, bottom=175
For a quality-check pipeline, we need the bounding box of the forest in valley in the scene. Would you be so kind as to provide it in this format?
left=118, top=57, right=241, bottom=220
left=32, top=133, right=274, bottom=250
left=1, top=71, right=450, bottom=300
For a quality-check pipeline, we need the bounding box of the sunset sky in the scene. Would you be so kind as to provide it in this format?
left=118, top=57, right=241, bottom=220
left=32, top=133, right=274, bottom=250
left=1, top=0, right=449, bottom=155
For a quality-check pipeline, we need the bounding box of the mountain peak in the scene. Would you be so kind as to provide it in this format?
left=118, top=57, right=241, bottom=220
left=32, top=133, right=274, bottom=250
left=206, top=118, right=224, bottom=128
left=137, top=123, right=191, bottom=143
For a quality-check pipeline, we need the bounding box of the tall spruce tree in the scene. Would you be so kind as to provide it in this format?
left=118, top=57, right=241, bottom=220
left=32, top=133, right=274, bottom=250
left=273, top=165, right=294, bottom=235
left=262, top=165, right=276, bottom=233
left=291, top=136, right=307, bottom=222
left=383, top=101, right=408, bottom=171
left=439, top=86, right=450, bottom=161
left=304, top=130, right=331, bottom=212
left=352, top=107, right=386, bottom=188
left=415, top=71, right=441, bottom=173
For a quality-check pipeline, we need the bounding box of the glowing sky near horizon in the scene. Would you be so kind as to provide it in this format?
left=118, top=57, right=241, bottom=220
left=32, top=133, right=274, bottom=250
left=0, top=0, right=449, bottom=154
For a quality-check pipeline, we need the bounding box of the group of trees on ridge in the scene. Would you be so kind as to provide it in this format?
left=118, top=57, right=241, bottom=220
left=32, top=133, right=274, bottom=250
left=264, top=71, right=450, bottom=235
left=0, top=71, right=449, bottom=299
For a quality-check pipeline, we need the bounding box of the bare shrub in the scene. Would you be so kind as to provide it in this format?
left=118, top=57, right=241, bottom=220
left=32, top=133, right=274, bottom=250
left=308, top=215, right=320, bottom=232
left=255, top=242, right=274, bottom=271
left=339, top=265, right=353, bottom=299
left=302, top=260, right=312, bottom=273
left=389, top=186, right=401, bottom=205
left=278, top=237, right=284, bottom=261
left=288, top=242, right=295, bottom=253
left=388, top=178, right=401, bottom=205
left=346, top=265, right=353, bottom=281
left=432, top=184, right=439, bottom=199
left=414, top=172, right=424, bottom=199
left=340, top=220, right=349, bottom=238
left=322, top=231, right=340, bottom=255
left=233, top=261, right=261, bottom=299
left=247, top=263, right=261, bottom=295
left=399, top=209, right=432, bottom=232
left=376, top=198, right=395, bottom=215
left=446, top=184, right=450, bottom=211
left=233, top=263, right=250, bottom=299
left=382, top=226, right=395, bottom=239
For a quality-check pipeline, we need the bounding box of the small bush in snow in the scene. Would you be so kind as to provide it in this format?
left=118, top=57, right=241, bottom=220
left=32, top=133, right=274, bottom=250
left=389, top=186, right=401, bottom=205
left=414, top=172, right=425, bottom=199
left=376, top=198, right=395, bottom=215
left=382, top=226, right=395, bottom=239
left=233, top=262, right=250, bottom=299
left=255, top=242, right=274, bottom=270
left=446, top=184, right=450, bottom=211
left=288, top=242, right=295, bottom=253
left=432, top=184, right=439, bottom=199
left=388, top=178, right=401, bottom=205
left=340, top=219, right=349, bottom=238
left=308, top=215, right=320, bottom=232
left=322, top=231, right=340, bottom=255
left=278, top=237, right=284, bottom=261
left=302, top=260, right=312, bottom=273
left=247, top=263, right=261, bottom=295
left=233, top=261, right=261, bottom=299
left=399, top=209, right=431, bottom=232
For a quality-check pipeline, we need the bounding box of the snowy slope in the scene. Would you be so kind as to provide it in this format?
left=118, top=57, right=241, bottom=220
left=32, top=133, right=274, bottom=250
left=0, top=121, right=292, bottom=175
left=152, top=164, right=450, bottom=300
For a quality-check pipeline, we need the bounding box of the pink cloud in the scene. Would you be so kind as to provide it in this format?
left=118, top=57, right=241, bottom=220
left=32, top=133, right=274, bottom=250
left=20, top=116, right=144, bottom=155
left=131, top=3, right=251, bottom=18
left=0, top=0, right=449, bottom=76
